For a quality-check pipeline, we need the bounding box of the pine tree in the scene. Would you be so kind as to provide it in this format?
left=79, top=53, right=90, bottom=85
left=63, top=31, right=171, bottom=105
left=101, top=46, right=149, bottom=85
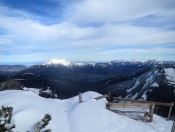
left=33, top=114, right=52, bottom=132
left=0, top=106, right=15, bottom=132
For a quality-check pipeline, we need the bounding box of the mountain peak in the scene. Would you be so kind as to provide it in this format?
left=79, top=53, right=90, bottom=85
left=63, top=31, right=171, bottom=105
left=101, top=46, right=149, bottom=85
left=43, top=59, right=70, bottom=66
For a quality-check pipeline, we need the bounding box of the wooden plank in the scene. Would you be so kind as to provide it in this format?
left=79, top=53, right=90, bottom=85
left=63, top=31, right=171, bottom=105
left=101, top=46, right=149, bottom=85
left=149, top=104, right=155, bottom=122
left=79, top=93, right=82, bottom=103
left=109, top=109, right=147, bottom=114
left=94, top=95, right=108, bottom=100
left=108, top=92, right=112, bottom=102
left=112, top=97, right=174, bottom=107
left=171, top=121, right=175, bottom=132
left=167, top=102, right=174, bottom=120
left=107, top=103, right=151, bottom=109
left=7, top=107, right=13, bottom=124
left=106, top=103, right=110, bottom=109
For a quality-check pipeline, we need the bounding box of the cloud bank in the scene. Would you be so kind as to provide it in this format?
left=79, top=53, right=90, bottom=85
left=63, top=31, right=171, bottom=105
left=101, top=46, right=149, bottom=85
left=0, top=0, right=175, bottom=62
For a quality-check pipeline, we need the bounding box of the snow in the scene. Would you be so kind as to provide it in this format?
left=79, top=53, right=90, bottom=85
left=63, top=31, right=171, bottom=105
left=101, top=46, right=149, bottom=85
left=164, top=68, right=175, bottom=85
left=138, top=72, right=155, bottom=99
left=0, top=90, right=173, bottom=132
left=89, top=63, right=96, bottom=67
left=74, top=63, right=86, bottom=67
left=142, top=74, right=159, bottom=99
left=23, top=87, right=54, bottom=96
left=43, top=59, right=70, bottom=66
left=132, top=92, right=139, bottom=99
left=42, top=88, right=52, bottom=94
left=151, top=82, right=159, bottom=87
left=142, top=91, right=148, bottom=100
left=23, top=73, right=35, bottom=75
left=0, top=90, right=69, bottom=132
left=127, top=79, right=140, bottom=93
left=15, top=79, right=26, bottom=81
left=23, top=87, right=40, bottom=94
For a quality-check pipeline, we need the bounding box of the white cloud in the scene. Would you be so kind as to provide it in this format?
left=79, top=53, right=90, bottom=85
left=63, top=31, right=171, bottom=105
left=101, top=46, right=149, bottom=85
left=0, top=38, right=11, bottom=45
left=0, top=12, right=175, bottom=54
left=96, top=47, right=175, bottom=61
left=67, top=0, right=175, bottom=24
left=0, top=1, right=175, bottom=61
left=98, top=48, right=175, bottom=55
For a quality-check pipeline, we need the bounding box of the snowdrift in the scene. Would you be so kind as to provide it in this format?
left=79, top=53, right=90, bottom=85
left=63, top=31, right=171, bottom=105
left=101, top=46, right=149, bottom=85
left=0, top=90, right=173, bottom=132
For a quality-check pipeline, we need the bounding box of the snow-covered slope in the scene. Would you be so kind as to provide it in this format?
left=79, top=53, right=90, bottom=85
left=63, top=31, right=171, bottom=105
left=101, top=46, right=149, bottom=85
left=164, top=68, right=175, bottom=85
left=0, top=90, right=173, bottom=132
left=108, top=67, right=175, bottom=100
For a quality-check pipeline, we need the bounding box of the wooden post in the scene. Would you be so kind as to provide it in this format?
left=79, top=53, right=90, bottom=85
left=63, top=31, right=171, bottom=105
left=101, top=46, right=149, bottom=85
left=171, top=121, right=175, bottom=132
left=108, top=92, right=112, bottom=103
left=7, top=107, right=13, bottom=124
left=106, top=103, right=110, bottom=109
left=79, top=93, right=82, bottom=103
left=168, top=102, right=174, bottom=120
left=149, top=103, right=155, bottom=122
left=143, top=103, right=155, bottom=122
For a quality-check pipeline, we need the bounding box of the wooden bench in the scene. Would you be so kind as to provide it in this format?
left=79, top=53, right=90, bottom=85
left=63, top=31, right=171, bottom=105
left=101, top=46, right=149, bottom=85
left=106, top=92, right=174, bottom=120
left=106, top=102, right=155, bottom=122
left=94, top=93, right=174, bottom=121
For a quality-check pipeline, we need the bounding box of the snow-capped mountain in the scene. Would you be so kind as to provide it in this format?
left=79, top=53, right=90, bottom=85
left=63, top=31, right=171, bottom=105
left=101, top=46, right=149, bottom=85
left=21, top=59, right=175, bottom=77
left=98, top=66, right=174, bottom=118
left=42, top=59, right=175, bottom=68
left=0, top=59, right=174, bottom=118
left=0, top=60, right=174, bottom=100
left=43, top=59, right=70, bottom=66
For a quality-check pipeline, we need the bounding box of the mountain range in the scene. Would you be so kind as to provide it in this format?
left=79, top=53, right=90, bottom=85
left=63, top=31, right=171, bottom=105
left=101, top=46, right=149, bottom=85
left=0, top=59, right=174, bottom=103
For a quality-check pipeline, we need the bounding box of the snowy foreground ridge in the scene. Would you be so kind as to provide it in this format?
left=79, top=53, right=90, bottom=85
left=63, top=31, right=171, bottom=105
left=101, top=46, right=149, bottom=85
left=0, top=90, right=173, bottom=132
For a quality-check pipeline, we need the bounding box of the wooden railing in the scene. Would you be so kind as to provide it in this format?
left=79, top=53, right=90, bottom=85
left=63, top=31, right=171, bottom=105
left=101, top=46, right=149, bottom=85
left=111, top=97, right=174, bottom=107
left=106, top=102, right=153, bottom=109
left=78, top=92, right=174, bottom=121
left=110, top=97, right=174, bottom=120
left=93, top=93, right=174, bottom=121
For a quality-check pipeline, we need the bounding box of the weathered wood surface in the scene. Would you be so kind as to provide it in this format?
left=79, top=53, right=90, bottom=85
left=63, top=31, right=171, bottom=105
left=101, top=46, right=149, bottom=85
left=107, top=103, right=155, bottom=122
left=149, top=103, right=155, bottom=122
left=109, top=109, right=147, bottom=114
left=95, top=94, right=173, bottom=121
left=7, top=107, right=13, bottom=124
left=168, top=102, right=174, bottom=120
left=106, top=103, right=153, bottom=109
left=95, top=94, right=173, bottom=107
left=79, top=93, right=83, bottom=103
left=171, top=121, right=175, bottom=132
left=94, top=95, right=108, bottom=100
left=112, top=97, right=174, bottom=107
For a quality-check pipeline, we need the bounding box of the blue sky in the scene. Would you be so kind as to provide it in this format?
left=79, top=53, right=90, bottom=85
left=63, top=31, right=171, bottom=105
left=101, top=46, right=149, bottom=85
left=0, top=0, right=175, bottom=62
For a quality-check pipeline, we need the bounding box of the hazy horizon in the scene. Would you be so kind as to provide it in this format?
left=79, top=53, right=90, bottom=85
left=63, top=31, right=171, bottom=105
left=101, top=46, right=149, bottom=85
left=1, top=58, right=175, bottom=66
